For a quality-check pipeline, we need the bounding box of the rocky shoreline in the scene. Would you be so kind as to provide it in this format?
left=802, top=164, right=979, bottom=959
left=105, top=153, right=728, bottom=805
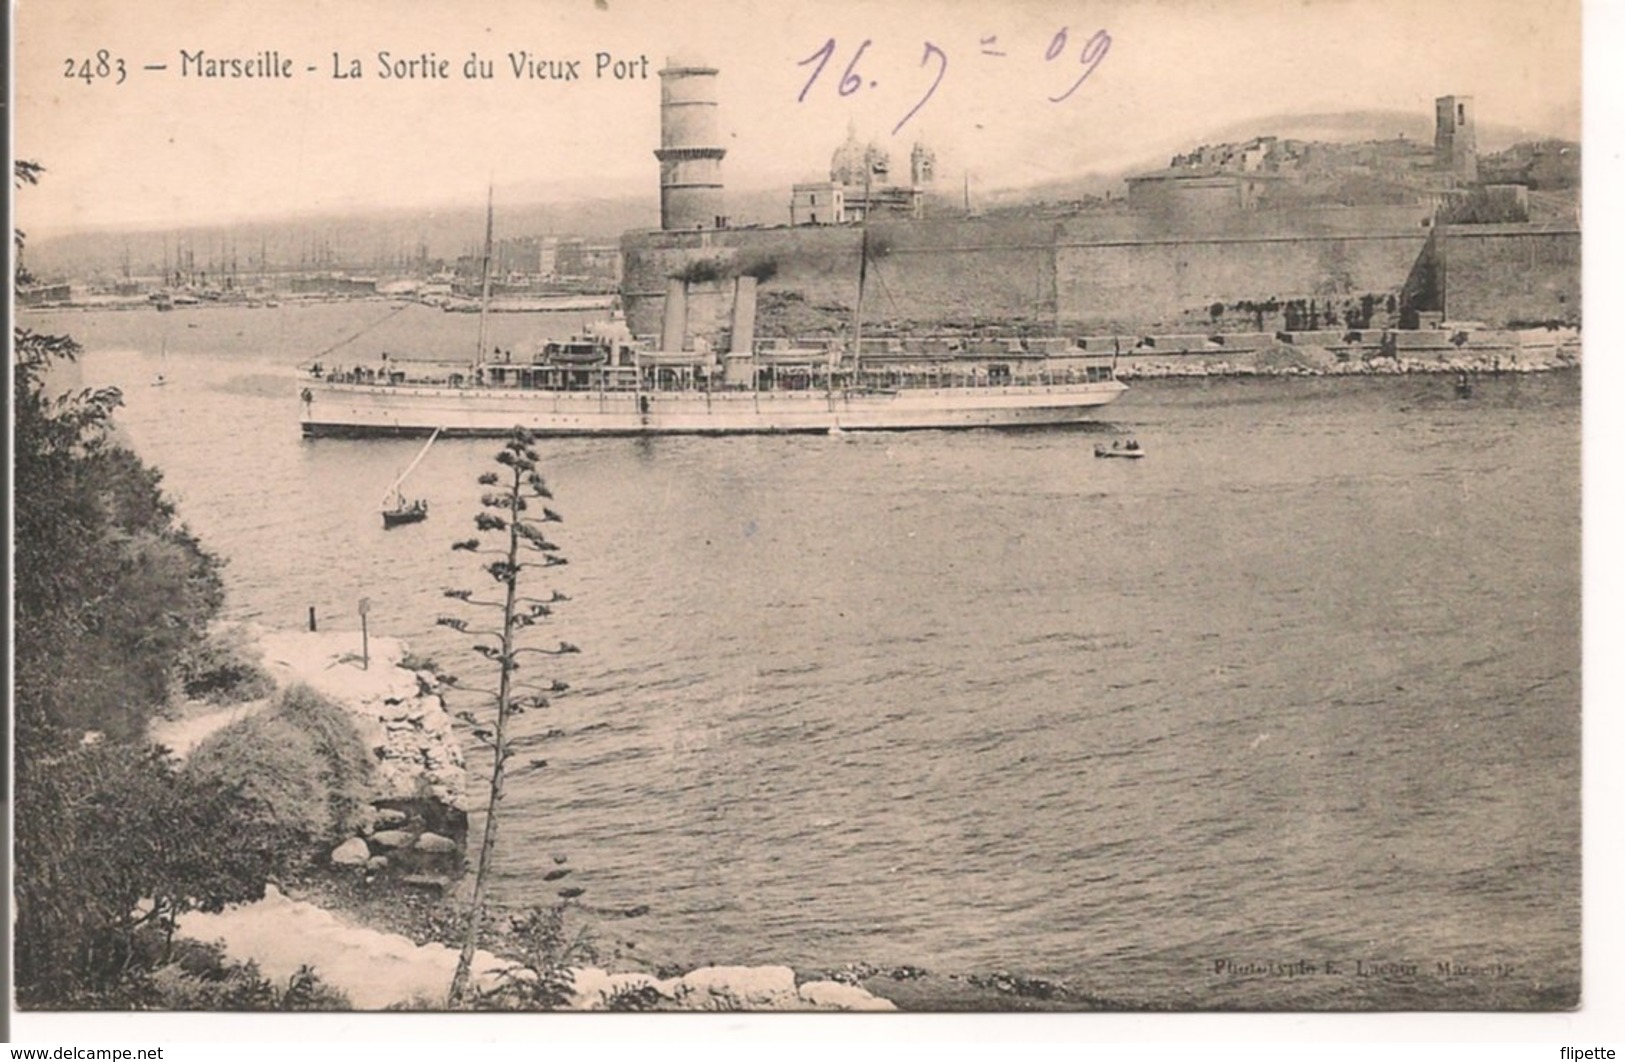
left=1107, top=331, right=1579, bottom=379
left=275, top=861, right=1134, bottom=1011
left=171, top=629, right=915, bottom=1011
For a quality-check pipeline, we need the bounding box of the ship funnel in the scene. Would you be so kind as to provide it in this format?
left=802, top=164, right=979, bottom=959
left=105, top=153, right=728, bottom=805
left=660, top=277, right=688, bottom=352
left=723, top=274, right=758, bottom=388
left=729, top=275, right=758, bottom=355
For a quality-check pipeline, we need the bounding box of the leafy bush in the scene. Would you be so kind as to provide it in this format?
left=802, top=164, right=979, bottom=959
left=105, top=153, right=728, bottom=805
left=604, top=983, right=666, bottom=1012
left=14, top=320, right=226, bottom=743
left=383, top=991, right=451, bottom=1011
left=471, top=901, right=598, bottom=1011
left=13, top=744, right=274, bottom=1006
left=185, top=683, right=375, bottom=858
left=103, top=939, right=351, bottom=1011
left=736, top=255, right=778, bottom=282
left=12, top=163, right=281, bottom=1011
left=672, top=255, right=729, bottom=284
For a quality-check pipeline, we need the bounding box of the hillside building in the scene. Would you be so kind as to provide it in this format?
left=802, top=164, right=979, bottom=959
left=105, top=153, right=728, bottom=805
left=790, top=128, right=936, bottom=224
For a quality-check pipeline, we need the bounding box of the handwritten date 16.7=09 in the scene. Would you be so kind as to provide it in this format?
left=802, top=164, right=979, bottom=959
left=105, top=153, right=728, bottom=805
left=797, top=27, right=1112, bottom=136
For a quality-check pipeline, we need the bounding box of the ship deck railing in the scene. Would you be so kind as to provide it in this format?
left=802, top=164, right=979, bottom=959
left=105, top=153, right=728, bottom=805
left=318, top=362, right=1120, bottom=393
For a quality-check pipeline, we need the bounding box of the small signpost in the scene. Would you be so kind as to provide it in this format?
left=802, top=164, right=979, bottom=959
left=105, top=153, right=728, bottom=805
left=358, top=596, right=371, bottom=670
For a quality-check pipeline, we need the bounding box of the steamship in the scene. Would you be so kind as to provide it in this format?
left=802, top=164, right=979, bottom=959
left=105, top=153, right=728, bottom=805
left=296, top=272, right=1128, bottom=438
left=298, top=212, right=1127, bottom=438
left=296, top=56, right=1126, bottom=438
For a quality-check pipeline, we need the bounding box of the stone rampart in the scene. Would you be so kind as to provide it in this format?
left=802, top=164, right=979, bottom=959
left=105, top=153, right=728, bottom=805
left=619, top=210, right=1577, bottom=342
left=1436, top=224, right=1580, bottom=327
left=622, top=216, right=1059, bottom=340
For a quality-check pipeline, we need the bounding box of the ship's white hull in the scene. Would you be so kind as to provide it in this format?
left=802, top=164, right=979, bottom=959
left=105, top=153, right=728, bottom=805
left=299, top=380, right=1129, bottom=437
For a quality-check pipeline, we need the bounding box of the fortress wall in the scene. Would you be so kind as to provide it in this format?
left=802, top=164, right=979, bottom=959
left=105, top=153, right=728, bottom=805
left=1236, top=204, right=1434, bottom=236
left=1073, top=203, right=1433, bottom=241
left=622, top=212, right=1573, bottom=341
left=621, top=217, right=1058, bottom=341
left=1439, top=225, right=1580, bottom=326
left=622, top=226, right=856, bottom=339
left=860, top=217, right=1057, bottom=331
left=1054, top=231, right=1429, bottom=333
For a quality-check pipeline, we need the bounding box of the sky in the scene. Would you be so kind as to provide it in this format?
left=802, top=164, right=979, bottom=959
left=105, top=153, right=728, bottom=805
left=12, top=0, right=1583, bottom=235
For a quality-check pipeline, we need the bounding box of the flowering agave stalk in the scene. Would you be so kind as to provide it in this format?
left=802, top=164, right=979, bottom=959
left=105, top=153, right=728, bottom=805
left=442, top=428, right=578, bottom=1006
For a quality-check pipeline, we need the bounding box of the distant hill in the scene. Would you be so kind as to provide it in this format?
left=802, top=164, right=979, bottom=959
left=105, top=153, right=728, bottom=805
left=976, top=108, right=1573, bottom=209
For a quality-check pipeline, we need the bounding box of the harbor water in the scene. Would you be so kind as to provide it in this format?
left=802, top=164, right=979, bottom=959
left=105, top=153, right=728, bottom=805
left=26, top=302, right=1581, bottom=1008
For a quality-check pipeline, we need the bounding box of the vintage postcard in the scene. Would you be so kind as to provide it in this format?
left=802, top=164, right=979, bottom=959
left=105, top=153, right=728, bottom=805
left=9, top=0, right=1607, bottom=1041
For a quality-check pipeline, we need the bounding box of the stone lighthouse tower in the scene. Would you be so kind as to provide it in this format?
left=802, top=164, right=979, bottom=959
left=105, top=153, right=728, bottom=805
left=655, top=56, right=727, bottom=230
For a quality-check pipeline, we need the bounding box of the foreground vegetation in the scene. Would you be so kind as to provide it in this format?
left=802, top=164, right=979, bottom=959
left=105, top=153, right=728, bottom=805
left=12, top=162, right=348, bottom=1009
left=13, top=167, right=606, bottom=1010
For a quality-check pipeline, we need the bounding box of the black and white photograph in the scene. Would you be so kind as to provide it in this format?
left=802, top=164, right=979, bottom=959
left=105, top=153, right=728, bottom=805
left=8, top=0, right=1610, bottom=1040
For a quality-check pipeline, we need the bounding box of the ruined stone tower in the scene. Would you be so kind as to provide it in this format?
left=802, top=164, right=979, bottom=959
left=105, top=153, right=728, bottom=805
left=1435, top=94, right=1478, bottom=185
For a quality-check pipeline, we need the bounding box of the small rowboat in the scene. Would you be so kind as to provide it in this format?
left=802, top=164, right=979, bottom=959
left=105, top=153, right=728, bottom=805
left=379, top=427, right=440, bottom=529
left=1095, top=441, right=1145, bottom=459
left=382, top=497, right=429, bottom=528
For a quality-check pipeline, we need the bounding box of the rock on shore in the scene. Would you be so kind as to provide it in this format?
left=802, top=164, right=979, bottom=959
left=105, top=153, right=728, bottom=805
left=253, top=628, right=470, bottom=883
left=176, top=884, right=504, bottom=1010
left=176, top=885, right=894, bottom=1011
left=567, top=965, right=892, bottom=1011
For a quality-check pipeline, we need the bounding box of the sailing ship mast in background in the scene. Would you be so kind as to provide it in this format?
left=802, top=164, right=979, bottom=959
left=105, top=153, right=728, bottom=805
left=850, top=162, right=879, bottom=380
left=474, top=185, right=494, bottom=370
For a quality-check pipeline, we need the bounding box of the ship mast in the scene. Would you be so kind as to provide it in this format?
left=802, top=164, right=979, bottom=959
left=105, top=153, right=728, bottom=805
left=851, top=169, right=872, bottom=380
left=475, top=184, right=494, bottom=368
left=381, top=427, right=442, bottom=507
